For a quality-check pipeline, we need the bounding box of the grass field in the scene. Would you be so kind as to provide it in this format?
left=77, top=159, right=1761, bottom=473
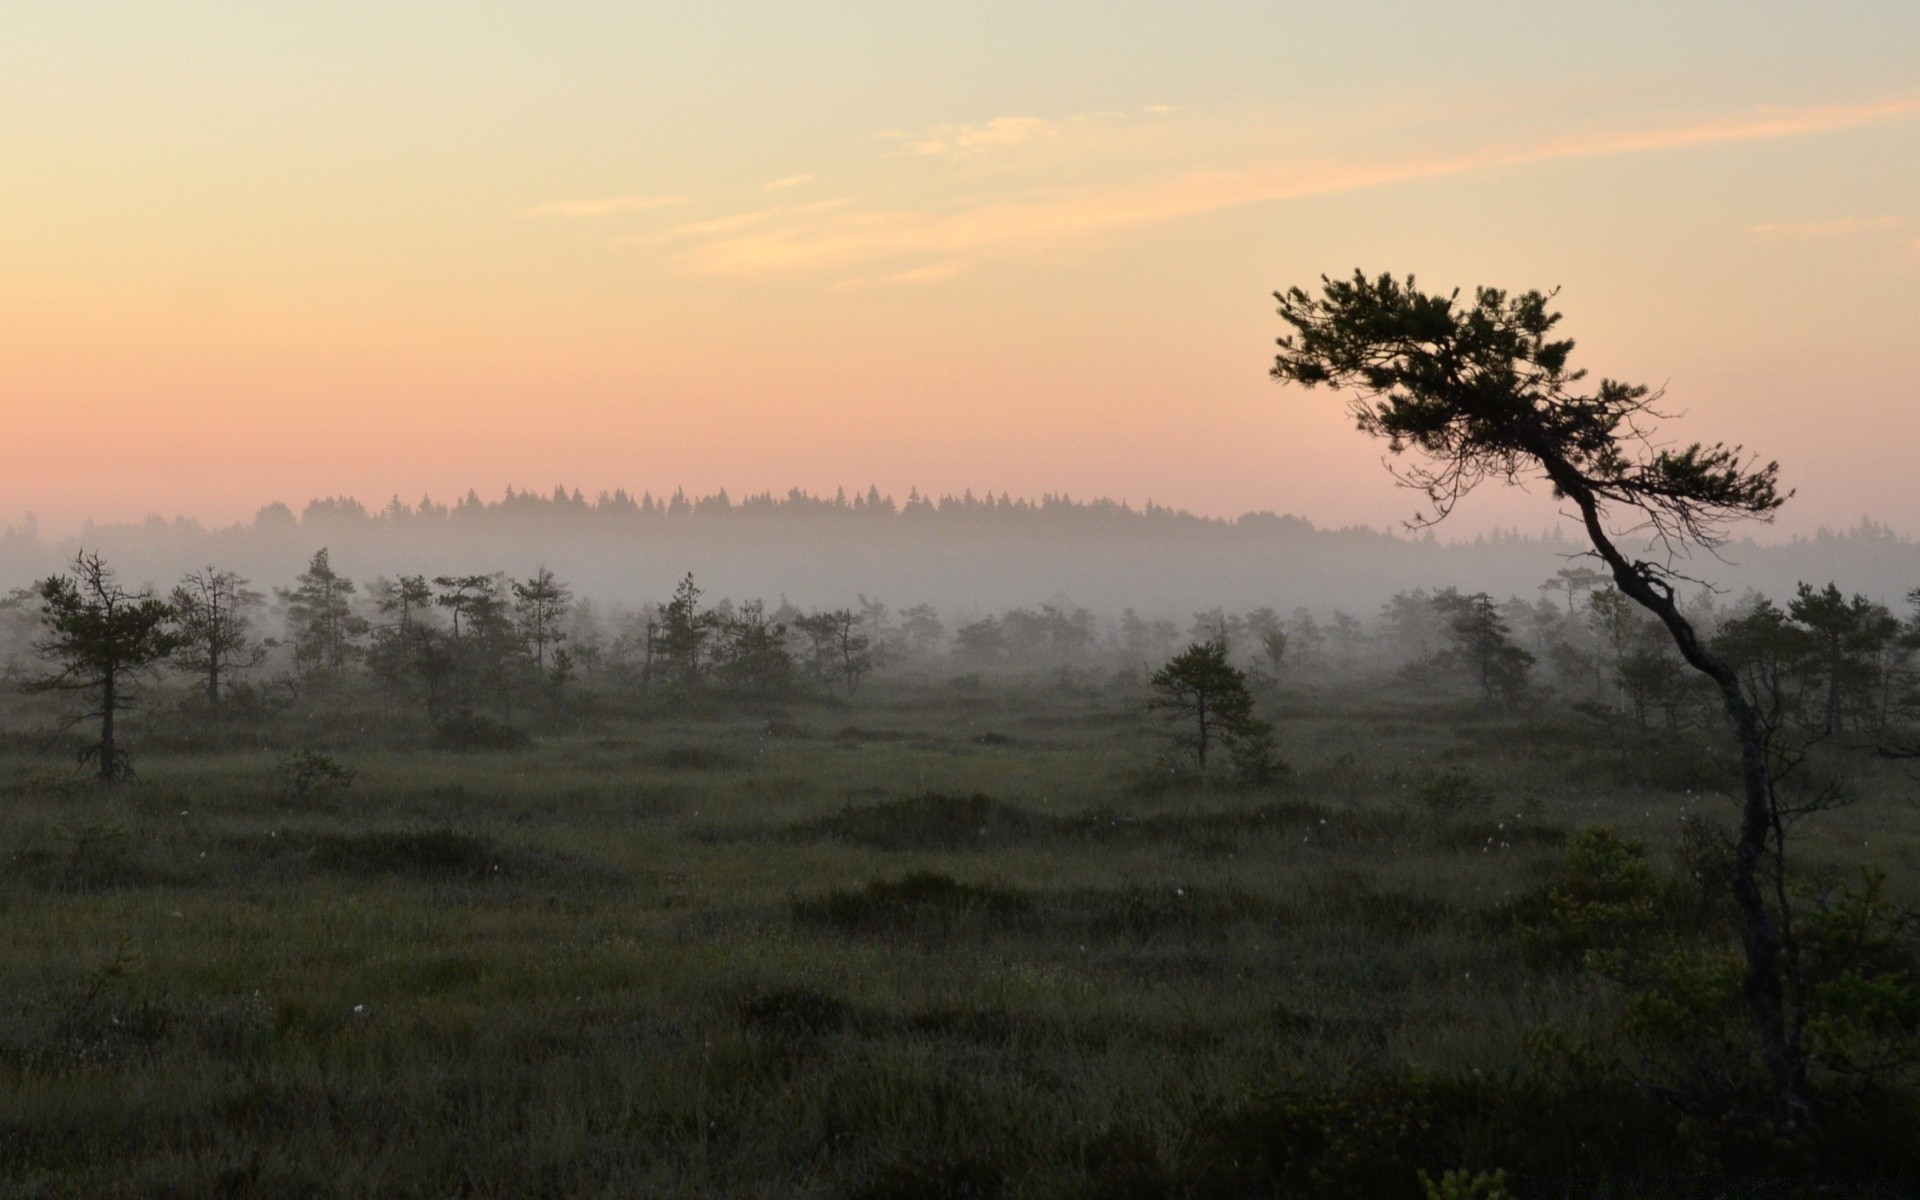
left=1, top=676, right=1917, bottom=1198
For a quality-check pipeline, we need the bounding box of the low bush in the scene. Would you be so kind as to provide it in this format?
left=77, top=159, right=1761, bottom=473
left=794, top=872, right=1037, bottom=935
left=432, top=712, right=530, bottom=751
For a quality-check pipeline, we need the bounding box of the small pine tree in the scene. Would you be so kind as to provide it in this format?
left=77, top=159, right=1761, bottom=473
left=278, top=548, right=368, bottom=678
left=1147, top=639, right=1282, bottom=782
left=25, top=552, right=181, bottom=781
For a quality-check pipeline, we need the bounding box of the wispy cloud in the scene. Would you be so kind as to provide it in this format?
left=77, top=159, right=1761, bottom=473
left=830, top=260, right=970, bottom=292
left=614, top=199, right=851, bottom=249
left=520, top=195, right=689, bottom=219
left=886, top=260, right=968, bottom=283
left=891, top=116, right=1060, bottom=157
left=763, top=173, right=816, bottom=193
left=639, top=93, right=1920, bottom=279
left=1749, top=215, right=1907, bottom=238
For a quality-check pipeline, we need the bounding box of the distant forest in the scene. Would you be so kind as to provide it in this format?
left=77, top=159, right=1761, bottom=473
left=4, top=486, right=1918, bottom=616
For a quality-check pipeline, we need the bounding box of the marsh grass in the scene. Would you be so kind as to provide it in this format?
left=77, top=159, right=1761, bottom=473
left=0, top=678, right=1914, bottom=1196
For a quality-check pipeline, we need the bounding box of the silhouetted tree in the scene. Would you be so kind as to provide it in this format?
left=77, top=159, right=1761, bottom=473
left=715, top=600, right=796, bottom=694
left=952, top=616, right=1007, bottom=666
left=434, top=574, right=517, bottom=715
left=1788, top=582, right=1896, bottom=733
left=512, top=566, right=573, bottom=683
left=170, top=566, right=269, bottom=719
left=1433, top=590, right=1533, bottom=706
left=567, top=599, right=607, bottom=682
left=24, top=552, right=180, bottom=781
left=279, top=548, right=367, bottom=678
left=654, top=574, right=718, bottom=690
left=794, top=608, right=873, bottom=695
left=1541, top=564, right=1607, bottom=615
left=1147, top=639, right=1280, bottom=782
left=895, top=604, right=947, bottom=661
left=1714, top=597, right=1815, bottom=733
left=1274, top=270, right=1801, bottom=1119
left=368, top=574, right=440, bottom=709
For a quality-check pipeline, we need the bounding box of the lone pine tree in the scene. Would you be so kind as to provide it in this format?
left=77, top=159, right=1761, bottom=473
left=1272, top=271, right=1805, bottom=1121
left=25, top=551, right=180, bottom=781
left=1148, top=639, right=1282, bottom=783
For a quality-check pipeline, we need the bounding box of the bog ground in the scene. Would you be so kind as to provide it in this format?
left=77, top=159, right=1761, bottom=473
left=1, top=677, right=1917, bottom=1199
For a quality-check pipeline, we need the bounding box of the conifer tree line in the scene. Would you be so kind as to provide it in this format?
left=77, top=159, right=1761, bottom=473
left=8, top=544, right=1920, bottom=774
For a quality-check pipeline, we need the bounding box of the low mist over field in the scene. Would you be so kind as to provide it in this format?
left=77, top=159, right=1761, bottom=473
left=7, top=487, right=1920, bottom=618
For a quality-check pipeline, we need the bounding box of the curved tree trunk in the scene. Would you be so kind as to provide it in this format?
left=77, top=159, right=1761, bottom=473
left=1545, top=458, right=1806, bottom=1121
left=98, top=666, right=118, bottom=783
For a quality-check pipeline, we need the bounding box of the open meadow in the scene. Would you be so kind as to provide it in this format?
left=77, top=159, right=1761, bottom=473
left=3, top=670, right=1917, bottom=1199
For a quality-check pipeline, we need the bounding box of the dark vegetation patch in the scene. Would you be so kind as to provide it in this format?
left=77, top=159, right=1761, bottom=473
left=1499, top=825, right=1703, bottom=967
left=650, top=744, right=743, bottom=770
left=792, top=872, right=1272, bottom=941
left=794, top=872, right=1038, bottom=935
left=1429, top=817, right=1567, bottom=852
left=555, top=783, right=690, bottom=818
left=967, top=732, right=1020, bottom=747
left=1313, top=870, right=1456, bottom=938
left=221, top=827, right=595, bottom=885
left=431, top=713, right=532, bottom=752
left=811, top=1067, right=1920, bottom=1199
left=843, top=1155, right=1008, bottom=1200
left=734, top=984, right=1021, bottom=1049
left=834, top=726, right=943, bottom=750
left=782, top=793, right=1046, bottom=851
left=777, top=791, right=1434, bottom=856
left=8, top=823, right=185, bottom=892
left=835, top=726, right=914, bottom=743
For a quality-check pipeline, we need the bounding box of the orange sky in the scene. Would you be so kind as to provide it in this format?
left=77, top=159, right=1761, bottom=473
left=4, top=4, right=1918, bottom=537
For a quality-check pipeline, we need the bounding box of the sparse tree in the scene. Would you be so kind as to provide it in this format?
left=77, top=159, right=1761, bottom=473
left=24, top=552, right=180, bottom=781
left=567, top=598, right=607, bottom=682
left=952, top=616, right=1007, bottom=666
left=896, top=603, right=947, bottom=661
left=715, top=600, right=796, bottom=694
left=367, top=574, right=440, bottom=709
left=170, top=566, right=269, bottom=718
left=513, top=566, right=572, bottom=680
left=654, top=573, right=719, bottom=690
left=1433, top=590, right=1534, bottom=706
left=1542, top=564, right=1607, bottom=615
left=1273, top=270, right=1802, bottom=1119
left=1148, top=639, right=1268, bottom=779
left=279, top=548, right=368, bottom=678
left=794, top=608, right=873, bottom=695
left=1116, top=608, right=1176, bottom=669
left=1328, top=610, right=1365, bottom=672
left=434, top=573, right=517, bottom=716
left=1787, top=582, right=1896, bottom=734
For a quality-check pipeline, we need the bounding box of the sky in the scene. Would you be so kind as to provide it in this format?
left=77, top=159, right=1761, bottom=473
left=4, top=2, right=1918, bottom=539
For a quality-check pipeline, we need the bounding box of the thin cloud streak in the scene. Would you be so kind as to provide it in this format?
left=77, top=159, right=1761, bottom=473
left=520, top=195, right=690, bottom=219
left=1750, top=215, right=1907, bottom=238
left=763, top=173, right=816, bottom=192
left=671, top=94, right=1920, bottom=276
left=897, top=116, right=1060, bottom=157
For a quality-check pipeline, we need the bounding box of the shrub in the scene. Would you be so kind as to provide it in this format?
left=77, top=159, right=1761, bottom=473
left=278, top=748, right=355, bottom=802
left=307, top=829, right=511, bottom=881
left=1506, top=825, right=1666, bottom=965
left=793, top=872, right=1035, bottom=935
left=1800, top=868, right=1920, bottom=1090
left=1420, top=1169, right=1511, bottom=1200
left=1413, top=766, right=1494, bottom=816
